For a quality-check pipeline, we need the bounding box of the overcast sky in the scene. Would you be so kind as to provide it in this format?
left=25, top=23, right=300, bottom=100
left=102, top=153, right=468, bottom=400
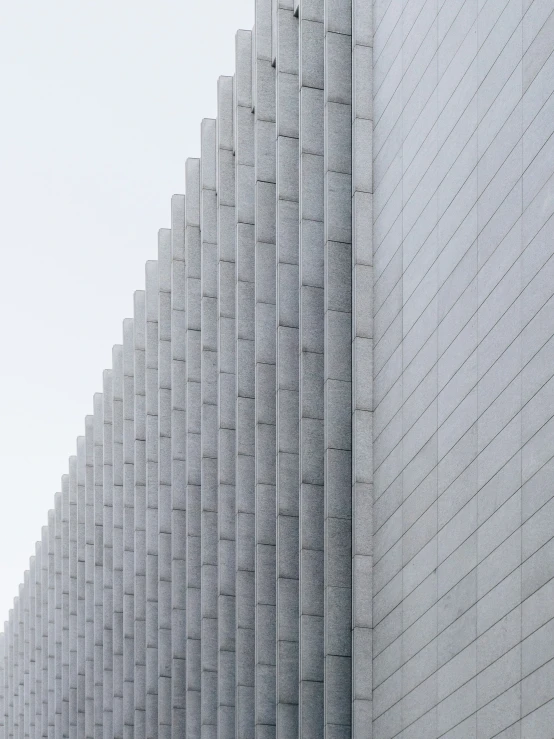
left=0, top=0, right=254, bottom=624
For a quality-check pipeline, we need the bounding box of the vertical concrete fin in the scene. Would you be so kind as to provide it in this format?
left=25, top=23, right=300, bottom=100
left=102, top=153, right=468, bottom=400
left=76, top=433, right=87, bottom=737
left=299, top=0, right=325, bottom=735
left=54, top=486, right=63, bottom=737
left=84, top=412, right=95, bottom=739
left=185, top=157, right=202, bottom=739
left=133, top=289, right=147, bottom=739
left=68, top=454, right=78, bottom=735
left=323, top=0, right=353, bottom=733
left=234, top=26, right=256, bottom=739
left=200, top=116, right=219, bottom=737
left=112, top=344, right=125, bottom=739
left=275, top=1, right=300, bottom=736
left=122, top=317, right=135, bottom=739
left=145, top=258, right=159, bottom=739
left=351, top=1, right=372, bottom=734
left=254, top=0, right=278, bottom=735
left=170, top=192, right=187, bottom=738
left=61, top=472, right=70, bottom=737
left=217, top=73, right=237, bottom=739
left=102, top=370, right=114, bottom=739
left=158, top=226, right=173, bottom=739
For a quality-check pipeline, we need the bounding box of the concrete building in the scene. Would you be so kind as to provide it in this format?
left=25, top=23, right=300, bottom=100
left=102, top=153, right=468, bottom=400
left=2, top=0, right=554, bottom=736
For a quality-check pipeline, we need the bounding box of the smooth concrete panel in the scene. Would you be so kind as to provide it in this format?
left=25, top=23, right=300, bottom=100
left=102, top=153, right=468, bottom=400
left=145, top=259, right=159, bottom=739
left=112, top=346, right=125, bottom=739
left=133, top=291, right=147, bottom=739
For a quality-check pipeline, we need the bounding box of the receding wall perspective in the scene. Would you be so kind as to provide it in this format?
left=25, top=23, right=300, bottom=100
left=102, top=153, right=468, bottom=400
left=1, top=1, right=554, bottom=737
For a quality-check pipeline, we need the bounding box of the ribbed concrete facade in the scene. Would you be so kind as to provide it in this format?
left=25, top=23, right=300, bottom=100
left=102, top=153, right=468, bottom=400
left=1, top=1, right=554, bottom=737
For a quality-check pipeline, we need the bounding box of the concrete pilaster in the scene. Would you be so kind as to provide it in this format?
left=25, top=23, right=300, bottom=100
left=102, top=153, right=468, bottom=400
left=145, top=258, right=159, bottom=739
left=200, top=116, right=218, bottom=739
left=84, top=415, right=95, bottom=739
left=158, top=228, right=173, bottom=739
left=8, top=609, right=14, bottom=739
left=40, top=525, right=48, bottom=739
left=61, top=472, right=70, bottom=738
left=69, top=455, right=78, bottom=736
left=299, top=1, right=325, bottom=734
left=93, top=393, right=104, bottom=739
left=112, top=345, right=124, bottom=739
left=54, top=489, right=62, bottom=738
left=185, top=157, right=202, bottom=739
left=23, top=569, right=30, bottom=739
left=0, top=631, right=4, bottom=739
left=133, top=291, right=147, bottom=739
left=351, top=1, right=372, bottom=735
left=234, top=27, right=256, bottom=739
left=77, top=435, right=86, bottom=738
left=275, top=2, right=300, bottom=736
left=32, top=544, right=40, bottom=739
left=16, top=588, right=23, bottom=739
left=217, top=73, right=237, bottom=739
left=254, top=1, right=277, bottom=735
left=323, top=1, right=353, bottom=734
left=170, top=193, right=187, bottom=738
left=102, top=371, right=114, bottom=739
left=47, top=506, right=55, bottom=739
left=122, top=318, right=135, bottom=739
left=29, top=553, right=36, bottom=739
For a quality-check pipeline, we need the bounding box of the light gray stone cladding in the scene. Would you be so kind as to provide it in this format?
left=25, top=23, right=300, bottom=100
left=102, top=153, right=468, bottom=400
left=2, top=1, right=554, bottom=737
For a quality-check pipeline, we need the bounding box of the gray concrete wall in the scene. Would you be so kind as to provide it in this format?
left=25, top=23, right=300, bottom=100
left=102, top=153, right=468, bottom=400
left=372, top=1, right=554, bottom=737
left=1, top=1, right=554, bottom=738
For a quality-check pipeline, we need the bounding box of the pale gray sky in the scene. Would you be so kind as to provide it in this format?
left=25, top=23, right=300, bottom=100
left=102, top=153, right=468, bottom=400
left=0, top=0, right=254, bottom=623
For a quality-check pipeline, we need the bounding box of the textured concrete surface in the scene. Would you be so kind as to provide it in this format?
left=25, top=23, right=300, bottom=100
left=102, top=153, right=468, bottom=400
left=2, top=1, right=554, bottom=738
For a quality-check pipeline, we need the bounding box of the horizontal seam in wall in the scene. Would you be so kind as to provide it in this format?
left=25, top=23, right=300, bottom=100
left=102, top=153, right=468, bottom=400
left=373, top=261, right=554, bottom=486
left=375, top=606, right=554, bottom=721
left=374, top=445, right=554, bottom=600
left=373, top=222, right=554, bottom=424
left=374, top=531, right=554, bottom=663
left=373, top=1, right=521, bottom=201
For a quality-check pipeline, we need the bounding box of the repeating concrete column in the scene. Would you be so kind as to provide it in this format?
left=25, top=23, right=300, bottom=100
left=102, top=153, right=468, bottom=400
left=93, top=393, right=104, bottom=739
left=102, top=371, right=114, bottom=739
left=274, top=2, right=300, bottom=736
left=8, top=609, right=14, bottom=739
left=351, top=2, right=373, bottom=735
left=54, top=489, right=62, bottom=738
left=200, top=116, right=218, bottom=739
left=84, top=415, right=95, bottom=739
left=157, top=229, right=172, bottom=739
left=69, top=455, right=78, bottom=736
left=145, top=259, right=159, bottom=739
left=133, top=291, right=147, bottom=739
left=0, top=630, right=4, bottom=739
left=234, top=27, right=256, bottom=739
left=253, top=1, right=277, bottom=735
left=61, top=472, right=70, bottom=738
left=33, top=542, right=41, bottom=739
left=40, top=524, right=49, bottom=739
left=2, top=622, right=7, bottom=738
left=47, top=506, right=56, bottom=739
left=299, top=0, right=325, bottom=734
left=323, top=0, right=353, bottom=734
left=29, top=554, right=36, bottom=738
left=15, top=591, right=22, bottom=739
left=112, top=345, right=125, bottom=739
left=170, top=193, right=187, bottom=738
left=77, top=436, right=87, bottom=737
left=185, top=157, right=202, bottom=739
left=122, top=318, right=135, bottom=739
left=217, top=73, right=237, bottom=739
left=23, top=569, right=30, bottom=739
